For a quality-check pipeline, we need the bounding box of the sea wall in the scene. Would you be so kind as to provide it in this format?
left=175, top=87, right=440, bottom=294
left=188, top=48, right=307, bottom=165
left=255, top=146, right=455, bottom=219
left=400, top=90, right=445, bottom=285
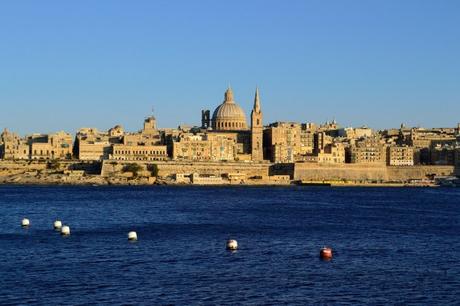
left=0, top=159, right=457, bottom=186
left=293, top=162, right=455, bottom=182
left=386, top=165, right=455, bottom=181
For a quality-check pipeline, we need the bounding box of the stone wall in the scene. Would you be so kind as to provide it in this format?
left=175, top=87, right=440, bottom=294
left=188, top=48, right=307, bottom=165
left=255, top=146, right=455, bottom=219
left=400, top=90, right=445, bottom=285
left=293, top=162, right=455, bottom=182
left=386, top=165, right=455, bottom=181
left=101, top=160, right=270, bottom=178
left=0, top=160, right=47, bottom=174
left=294, top=163, right=387, bottom=181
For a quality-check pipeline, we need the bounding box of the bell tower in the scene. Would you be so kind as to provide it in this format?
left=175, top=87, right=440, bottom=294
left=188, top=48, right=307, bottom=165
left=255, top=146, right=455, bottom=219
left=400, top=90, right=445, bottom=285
left=251, top=87, right=263, bottom=161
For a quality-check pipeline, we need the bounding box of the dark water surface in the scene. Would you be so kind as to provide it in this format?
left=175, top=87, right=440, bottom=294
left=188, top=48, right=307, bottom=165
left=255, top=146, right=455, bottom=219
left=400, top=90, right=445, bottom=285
left=0, top=186, right=459, bottom=305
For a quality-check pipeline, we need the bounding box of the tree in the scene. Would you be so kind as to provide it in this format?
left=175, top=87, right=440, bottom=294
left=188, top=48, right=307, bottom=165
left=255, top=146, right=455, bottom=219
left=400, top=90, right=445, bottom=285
left=147, top=164, right=159, bottom=177
left=122, top=163, right=142, bottom=177
left=47, top=160, right=60, bottom=170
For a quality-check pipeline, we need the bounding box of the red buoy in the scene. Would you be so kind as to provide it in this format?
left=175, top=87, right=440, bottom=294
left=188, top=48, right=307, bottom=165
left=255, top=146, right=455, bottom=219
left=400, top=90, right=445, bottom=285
left=320, top=247, right=333, bottom=260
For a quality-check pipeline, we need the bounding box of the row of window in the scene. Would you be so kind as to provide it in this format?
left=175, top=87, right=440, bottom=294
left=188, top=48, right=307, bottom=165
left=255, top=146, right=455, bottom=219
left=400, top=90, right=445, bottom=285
left=216, top=121, right=244, bottom=129
left=113, top=157, right=165, bottom=161
left=114, top=150, right=165, bottom=155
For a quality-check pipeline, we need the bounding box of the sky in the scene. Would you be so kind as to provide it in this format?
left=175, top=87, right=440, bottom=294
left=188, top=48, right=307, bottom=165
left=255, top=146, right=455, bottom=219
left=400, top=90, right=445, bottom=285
left=0, top=0, right=459, bottom=135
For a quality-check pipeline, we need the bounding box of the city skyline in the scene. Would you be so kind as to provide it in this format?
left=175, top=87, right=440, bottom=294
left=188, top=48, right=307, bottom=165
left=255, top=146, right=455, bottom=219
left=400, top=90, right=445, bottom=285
left=1, top=1, right=459, bottom=134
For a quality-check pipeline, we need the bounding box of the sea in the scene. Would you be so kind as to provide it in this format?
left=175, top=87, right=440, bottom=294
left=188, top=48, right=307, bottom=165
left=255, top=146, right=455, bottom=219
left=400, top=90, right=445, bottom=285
left=0, top=185, right=459, bottom=305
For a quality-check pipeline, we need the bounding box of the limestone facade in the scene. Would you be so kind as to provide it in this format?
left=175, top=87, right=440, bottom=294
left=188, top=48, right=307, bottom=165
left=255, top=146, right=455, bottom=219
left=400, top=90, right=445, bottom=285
left=264, top=122, right=302, bottom=162
left=387, top=145, right=414, bottom=166
left=338, top=127, right=373, bottom=139
left=317, top=143, right=346, bottom=164
left=75, top=128, right=114, bottom=160
left=172, top=133, right=236, bottom=161
left=111, top=144, right=168, bottom=161
left=29, top=131, right=73, bottom=160
left=0, top=129, right=29, bottom=160
left=348, top=137, right=386, bottom=164
left=0, top=129, right=72, bottom=160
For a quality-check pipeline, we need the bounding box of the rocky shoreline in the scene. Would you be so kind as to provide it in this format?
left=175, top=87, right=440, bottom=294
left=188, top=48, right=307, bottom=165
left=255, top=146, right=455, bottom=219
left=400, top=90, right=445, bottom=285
left=0, top=159, right=454, bottom=187
left=0, top=172, right=440, bottom=187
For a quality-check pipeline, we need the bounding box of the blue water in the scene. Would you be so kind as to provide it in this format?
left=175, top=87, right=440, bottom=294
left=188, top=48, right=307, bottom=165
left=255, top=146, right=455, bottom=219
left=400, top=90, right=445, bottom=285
left=0, top=186, right=459, bottom=305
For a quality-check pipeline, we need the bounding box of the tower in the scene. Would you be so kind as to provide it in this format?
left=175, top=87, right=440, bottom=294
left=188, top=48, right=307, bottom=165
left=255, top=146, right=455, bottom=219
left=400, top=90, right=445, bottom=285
left=201, top=110, right=210, bottom=129
left=251, top=87, right=263, bottom=161
left=143, top=116, right=157, bottom=132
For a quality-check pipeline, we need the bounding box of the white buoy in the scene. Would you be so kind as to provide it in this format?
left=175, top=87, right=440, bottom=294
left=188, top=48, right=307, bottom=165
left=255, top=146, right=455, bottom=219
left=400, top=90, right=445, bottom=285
left=128, top=231, right=138, bottom=241
left=226, top=239, right=238, bottom=251
left=53, top=220, right=62, bottom=230
left=60, top=225, right=70, bottom=236
left=21, top=218, right=30, bottom=227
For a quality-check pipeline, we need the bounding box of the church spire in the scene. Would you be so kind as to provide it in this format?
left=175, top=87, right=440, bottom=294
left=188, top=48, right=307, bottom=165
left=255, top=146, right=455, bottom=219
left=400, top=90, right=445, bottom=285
left=253, top=87, right=261, bottom=113
left=250, top=86, right=263, bottom=161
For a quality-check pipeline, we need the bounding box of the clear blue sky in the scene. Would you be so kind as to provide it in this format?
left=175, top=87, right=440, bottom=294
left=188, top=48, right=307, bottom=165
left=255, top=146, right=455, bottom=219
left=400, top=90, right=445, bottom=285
left=0, top=0, right=459, bottom=135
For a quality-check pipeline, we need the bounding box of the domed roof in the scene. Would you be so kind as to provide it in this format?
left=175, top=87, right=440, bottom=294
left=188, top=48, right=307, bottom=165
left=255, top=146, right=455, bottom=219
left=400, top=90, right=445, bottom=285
left=212, top=88, right=247, bottom=123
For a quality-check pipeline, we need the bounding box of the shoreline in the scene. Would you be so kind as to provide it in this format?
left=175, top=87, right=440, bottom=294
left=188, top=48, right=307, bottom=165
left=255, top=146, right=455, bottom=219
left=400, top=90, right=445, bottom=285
left=0, top=159, right=456, bottom=188
left=0, top=178, right=441, bottom=188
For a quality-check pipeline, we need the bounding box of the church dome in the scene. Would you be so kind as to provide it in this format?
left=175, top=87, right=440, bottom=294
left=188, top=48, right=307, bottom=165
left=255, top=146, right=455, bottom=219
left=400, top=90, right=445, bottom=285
left=212, top=88, right=248, bottom=131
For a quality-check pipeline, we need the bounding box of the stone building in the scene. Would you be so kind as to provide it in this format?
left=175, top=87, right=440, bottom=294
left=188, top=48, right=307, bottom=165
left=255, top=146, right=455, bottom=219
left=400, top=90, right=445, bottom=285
left=172, top=134, right=211, bottom=161
left=264, top=122, right=302, bottom=163
left=172, top=133, right=236, bottom=161
left=0, top=128, right=29, bottom=160
left=264, top=123, right=340, bottom=163
left=300, top=123, right=316, bottom=155
left=74, top=128, right=115, bottom=160
left=406, top=127, right=457, bottom=164
left=338, top=126, right=373, bottom=139
left=317, top=142, right=346, bottom=164
left=111, top=144, right=168, bottom=161
left=314, top=132, right=334, bottom=154
left=430, top=144, right=456, bottom=165
left=387, top=145, right=414, bottom=166
left=348, top=137, right=387, bottom=164
left=195, top=87, right=264, bottom=162
left=29, top=131, right=73, bottom=160
left=108, top=116, right=169, bottom=161
left=210, top=87, right=248, bottom=131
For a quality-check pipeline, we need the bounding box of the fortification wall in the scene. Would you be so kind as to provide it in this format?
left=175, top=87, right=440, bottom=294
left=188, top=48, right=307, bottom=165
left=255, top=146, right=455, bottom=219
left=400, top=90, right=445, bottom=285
left=294, top=163, right=455, bottom=182
left=294, top=163, right=388, bottom=181
left=386, top=165, right=455, bottom=181
left=101, top=160, right=270, bottom=178
left=0, top=160, right=47, bottom=171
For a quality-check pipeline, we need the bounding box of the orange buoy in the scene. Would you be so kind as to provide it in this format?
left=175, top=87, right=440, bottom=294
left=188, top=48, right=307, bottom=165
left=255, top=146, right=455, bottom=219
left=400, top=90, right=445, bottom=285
left=320, top=247, right=333, bottom=260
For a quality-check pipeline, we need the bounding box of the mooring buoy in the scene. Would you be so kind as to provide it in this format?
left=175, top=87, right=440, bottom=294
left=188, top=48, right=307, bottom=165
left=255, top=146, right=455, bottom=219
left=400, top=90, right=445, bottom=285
left=60, top=225, right=71, bottom=236
left=53, top=220, right=62, bottom=230
left=128, top=231, right=138, bottom=241
left=226, top=239, right=238, bottom=251
left=21, top=218, right=30, bottom=227
left=320, top=247, right=333, bottom=260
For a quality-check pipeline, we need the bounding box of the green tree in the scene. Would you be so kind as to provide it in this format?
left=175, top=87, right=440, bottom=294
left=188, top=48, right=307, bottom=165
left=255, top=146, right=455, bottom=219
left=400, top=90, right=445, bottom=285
left=147, top=164, right=159, bottom=177
left=122, top=163, right=142, bottom=177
